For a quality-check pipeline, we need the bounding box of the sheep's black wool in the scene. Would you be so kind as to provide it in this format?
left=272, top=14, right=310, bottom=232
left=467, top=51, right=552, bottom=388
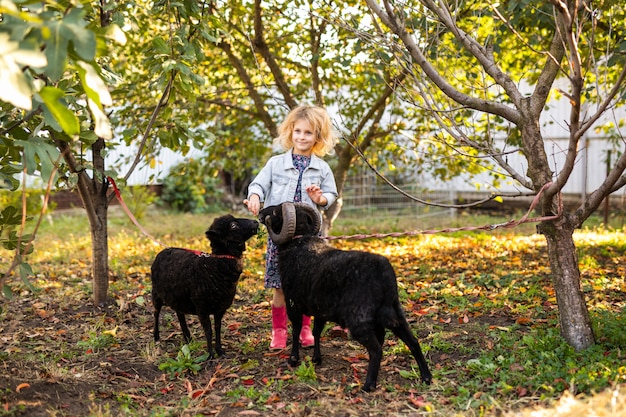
left=151, top=215, right=258, bottom=359
left=259, top=203, right=432, bottom=392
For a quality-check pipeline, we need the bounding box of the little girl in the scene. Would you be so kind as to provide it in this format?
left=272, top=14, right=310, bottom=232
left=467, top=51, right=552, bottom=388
left=244, top=105, right=338, bottom=350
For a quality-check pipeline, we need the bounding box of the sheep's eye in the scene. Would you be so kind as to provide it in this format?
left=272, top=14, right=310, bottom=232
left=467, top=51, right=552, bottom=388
left=230, top=222, right=238, bottom=230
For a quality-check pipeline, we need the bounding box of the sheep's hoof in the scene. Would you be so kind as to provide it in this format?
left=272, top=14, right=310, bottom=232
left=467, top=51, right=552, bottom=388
left=312, top=355, right=322, bottom=365
left=362, top=382, right=376, bottom=392
left=287, top=356, right=299, bottom=366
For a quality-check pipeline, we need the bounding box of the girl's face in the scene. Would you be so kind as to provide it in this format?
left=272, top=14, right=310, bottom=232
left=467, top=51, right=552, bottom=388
left=291, top=119, right=317, bottom=156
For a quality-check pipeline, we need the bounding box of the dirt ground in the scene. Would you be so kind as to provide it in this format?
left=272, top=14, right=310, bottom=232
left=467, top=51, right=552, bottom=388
left=2, top=230, right=624, bottom=416
left=0, top=277, right=485, bottom=417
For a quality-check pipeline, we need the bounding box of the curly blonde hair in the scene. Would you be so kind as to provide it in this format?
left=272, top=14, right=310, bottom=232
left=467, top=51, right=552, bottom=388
left=274, top=105, right=338, bottom=157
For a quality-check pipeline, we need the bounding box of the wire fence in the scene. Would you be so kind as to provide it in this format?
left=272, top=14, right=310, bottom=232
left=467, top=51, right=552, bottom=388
left=339, top=172, right=626, bottom=232
left=340, top=173, right=458, bottom=222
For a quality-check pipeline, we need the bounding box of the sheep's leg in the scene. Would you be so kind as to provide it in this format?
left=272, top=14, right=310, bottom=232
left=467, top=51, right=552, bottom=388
left=391, top=321, right=432, bottom=385
left=351, top=325, right=383, bottom=392
left=213, top=311, right=225, bottom=356
left=153, top=298, right=163, bottom=342
left=375, top=325, right=385, bottom=346
left=176, top=312, right=192, bottom=344
left=198, top=314, right=215, bottom=359
left=287, top=311, right=302, bottom=366
left=312, top=318, right=326, bottom=364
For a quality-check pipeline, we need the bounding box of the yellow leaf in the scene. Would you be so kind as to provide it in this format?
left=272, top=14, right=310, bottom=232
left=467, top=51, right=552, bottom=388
left=103, top=326, right=118, bottom=337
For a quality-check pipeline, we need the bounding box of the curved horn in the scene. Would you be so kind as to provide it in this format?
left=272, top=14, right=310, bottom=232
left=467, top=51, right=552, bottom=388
left=267, top=203, right=297, bottom=244
left=293, top=203, right=322, bottom=235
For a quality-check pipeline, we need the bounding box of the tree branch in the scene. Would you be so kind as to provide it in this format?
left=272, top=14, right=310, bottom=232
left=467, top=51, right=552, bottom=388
left=122, top=72, right=175, bottom=183
left=54, top=136, right=99, bottom=228
left=420, top=0, right=525, bottom=108
left=366, top=0, right=521, bottom=124
left=578, top=64, right=626, bottom=137
left=406, top=72, right=534, bottom=189
left=253, top=0, right=297, bottom=109
left=574, top=145, right=626, bottom=225
left=549, top=1, right=585, bottom=198
left=217, top=39, right=278, bottom=137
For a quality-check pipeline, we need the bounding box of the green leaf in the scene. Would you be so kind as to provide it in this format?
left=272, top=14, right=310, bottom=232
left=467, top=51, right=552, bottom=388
left=38, top=86, right=80, bottom=135
left=2, top=284, right=13, bottom=300
left=14, top=137, right=60, bottom=180
left=19, top=262, right=38, bottom=293
left=62, top=8, right=96, bottom=61
left=43, top=21, right=69, bottom=81
left=1, top=206, right=22, bottom=226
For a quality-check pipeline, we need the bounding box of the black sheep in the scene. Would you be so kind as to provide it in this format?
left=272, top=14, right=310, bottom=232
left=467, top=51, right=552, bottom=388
left=151, top=214, right=258, bottom=359
left=259, top=202, right=432, bottom=392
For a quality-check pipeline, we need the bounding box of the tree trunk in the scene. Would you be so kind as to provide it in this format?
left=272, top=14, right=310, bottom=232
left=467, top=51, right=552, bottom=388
left=538, top=218, right=596, bottom=351
left=90, top=192, right=110, bottom=306
left=55, top=137, right=111, bottom=306
left=89, top=138, right=110, bottom=306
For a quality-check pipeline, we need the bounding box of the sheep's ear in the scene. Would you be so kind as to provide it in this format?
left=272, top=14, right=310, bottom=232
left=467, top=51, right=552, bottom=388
left=294, top=203, right=321, bottom=235
left=267, top=203, right=296, bottom=244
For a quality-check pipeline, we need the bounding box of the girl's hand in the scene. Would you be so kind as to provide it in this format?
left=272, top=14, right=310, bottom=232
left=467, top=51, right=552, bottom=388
left=305, top=185, right=327, bottom=206
left=244, top=195, right=261, bottom=216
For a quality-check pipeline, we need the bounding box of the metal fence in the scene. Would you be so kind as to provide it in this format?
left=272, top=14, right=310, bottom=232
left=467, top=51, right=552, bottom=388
left=340, top=173, right=456, bottom=221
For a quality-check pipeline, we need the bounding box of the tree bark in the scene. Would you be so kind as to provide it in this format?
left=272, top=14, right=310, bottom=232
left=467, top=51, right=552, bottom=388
left=89, top=138, right=110, bottom=306
left=56, top=137, right=110, bottom=306
left=538, top=217, right=595, bottom=351
left=90, top=190, right=109, bottom=306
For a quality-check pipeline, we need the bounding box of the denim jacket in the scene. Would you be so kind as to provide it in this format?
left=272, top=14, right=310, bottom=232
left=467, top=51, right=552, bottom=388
left=247, top=150, right=338, bottom=211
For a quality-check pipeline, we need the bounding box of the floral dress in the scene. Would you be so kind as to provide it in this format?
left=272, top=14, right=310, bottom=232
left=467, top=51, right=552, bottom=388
left=264, top=153, right=310, bottom=289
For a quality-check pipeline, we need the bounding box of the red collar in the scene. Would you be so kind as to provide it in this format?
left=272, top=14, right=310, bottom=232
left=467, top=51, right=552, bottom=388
left=184, top=248, right=239, bottom=260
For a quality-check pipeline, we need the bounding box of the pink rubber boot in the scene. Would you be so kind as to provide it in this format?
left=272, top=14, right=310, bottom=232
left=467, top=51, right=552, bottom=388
left=299, top=315, right=314, bottom=348
left=270, top=305, right=288, bottom=350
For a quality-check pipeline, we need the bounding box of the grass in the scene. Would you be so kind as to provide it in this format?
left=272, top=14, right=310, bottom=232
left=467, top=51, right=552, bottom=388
left=1, top=205, right=625, bottom=416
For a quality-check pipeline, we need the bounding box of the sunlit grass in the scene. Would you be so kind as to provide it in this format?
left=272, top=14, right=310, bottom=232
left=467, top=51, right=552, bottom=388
left=1, top=206, right=626, bottom=416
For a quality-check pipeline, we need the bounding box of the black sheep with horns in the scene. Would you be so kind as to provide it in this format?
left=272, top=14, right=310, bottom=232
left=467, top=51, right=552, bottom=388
left=259, top=202, right=432, bottom=392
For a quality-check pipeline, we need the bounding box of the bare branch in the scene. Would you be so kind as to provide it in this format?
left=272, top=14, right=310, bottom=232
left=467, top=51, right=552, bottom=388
left=574, top=144, right=626, bottom=224
left=530, top=30, right=568, bottom=116
left=122, top=73, right=174, bottom=183
left=406, top=72, right=534, bottom=189
left=578, top=64, right=626, bottom=137
left=420, top=0, right=525, bottom=107
left=343, top=136, right=533, bottom=208
left=54, top=135, right=99, bottom=227
left=549, top=1, right=586, bottom=198
left=366, top=0, right=521, bottom=123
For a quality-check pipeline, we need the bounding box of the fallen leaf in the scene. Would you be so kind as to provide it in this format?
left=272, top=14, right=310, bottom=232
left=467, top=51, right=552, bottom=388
left=409, top=393, right=428, bottom=407
left=228, top=322, right=242, bottom=331
left=16, top=383, right=30, bottom=393
left=191, top=390, right=204, bottom=399
left=103, top=326, right=118, bottom=337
